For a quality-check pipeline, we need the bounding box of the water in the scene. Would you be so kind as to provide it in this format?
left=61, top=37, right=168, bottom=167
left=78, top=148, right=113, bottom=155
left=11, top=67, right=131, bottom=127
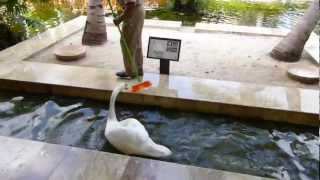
left=2, top=0, right=318, bottom=35
left=146, top=0, right=319, bottom=33
left=0, top=91, right=318, bottom=180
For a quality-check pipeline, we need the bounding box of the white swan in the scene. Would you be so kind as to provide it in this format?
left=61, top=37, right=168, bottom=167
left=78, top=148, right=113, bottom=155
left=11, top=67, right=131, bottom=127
left=105, top=83, right=172, bottom=158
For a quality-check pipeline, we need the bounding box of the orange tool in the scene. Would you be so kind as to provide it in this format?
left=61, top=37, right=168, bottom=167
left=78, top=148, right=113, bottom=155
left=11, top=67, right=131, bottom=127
left=130, top=81, right=152, bottom=93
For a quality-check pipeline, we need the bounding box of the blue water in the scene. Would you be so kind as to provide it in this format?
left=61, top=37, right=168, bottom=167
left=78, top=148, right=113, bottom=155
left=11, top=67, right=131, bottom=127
left=0, top=91, right=319, bottom=180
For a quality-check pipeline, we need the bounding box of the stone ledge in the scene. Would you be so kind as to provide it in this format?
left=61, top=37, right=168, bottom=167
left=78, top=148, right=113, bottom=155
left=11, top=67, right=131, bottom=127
left=0, top=136, right=273, bottom=180
left=106, top=17, right=182, bottom=30
left=144, top=19, right=182, bottom=30
left=0, top=61, right=318, bottom=126
left=195, top=23, right=289, bottom=37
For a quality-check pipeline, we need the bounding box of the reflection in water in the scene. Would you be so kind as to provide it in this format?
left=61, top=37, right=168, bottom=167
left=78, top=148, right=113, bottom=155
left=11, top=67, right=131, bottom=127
left=0, top=91, right=318, bottom=180
left=145, top=0, right=319, bottom=33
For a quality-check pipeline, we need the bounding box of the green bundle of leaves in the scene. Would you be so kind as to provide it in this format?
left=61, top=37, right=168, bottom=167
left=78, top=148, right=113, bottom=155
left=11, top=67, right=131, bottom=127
left=0, top=0, right=79, bottom=36
left=0, top=0, right=28, bottom=36
left=0, top=0, right=28, bottom=15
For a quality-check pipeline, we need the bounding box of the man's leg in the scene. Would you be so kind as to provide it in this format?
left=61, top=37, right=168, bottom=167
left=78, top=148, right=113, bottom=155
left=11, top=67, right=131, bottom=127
left=135, top=6, right=145, bottom=75
left=117, top=21, right=137, bottom=78
left=120, top=34, right=133, bottom=76
left=117, top=6, right=144, bottom=78
left=136, top=43, right=143, bottom=75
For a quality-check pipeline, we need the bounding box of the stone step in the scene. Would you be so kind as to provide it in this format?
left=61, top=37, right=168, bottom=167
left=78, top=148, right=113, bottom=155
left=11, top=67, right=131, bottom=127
left=0, top=61, right=318, bottom=126
left=105, top=17, right=182, bottom=30
left=0, top=136, right=274, bottom=180
left=195, top=23, right=289, bottom=37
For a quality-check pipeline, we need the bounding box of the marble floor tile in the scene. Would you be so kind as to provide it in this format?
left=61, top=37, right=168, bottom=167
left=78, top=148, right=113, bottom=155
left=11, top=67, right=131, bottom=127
left=0, top=136, right=71, bottom=180
left=0, top=136, right=274, bottom=180
left=49, top=147, right=129, bottom=180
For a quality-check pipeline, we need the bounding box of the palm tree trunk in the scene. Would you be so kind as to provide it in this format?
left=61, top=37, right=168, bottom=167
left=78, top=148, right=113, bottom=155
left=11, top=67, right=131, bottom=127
left=270, top=0, right=320, bottom=62
left=82, top=0, right=107, bottom=45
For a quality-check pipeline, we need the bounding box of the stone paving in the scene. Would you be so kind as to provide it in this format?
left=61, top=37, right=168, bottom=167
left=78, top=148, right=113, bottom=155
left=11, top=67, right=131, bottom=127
left=25, top=17, right=319, bottom=89
left=0, top=136, right=273, bottom=180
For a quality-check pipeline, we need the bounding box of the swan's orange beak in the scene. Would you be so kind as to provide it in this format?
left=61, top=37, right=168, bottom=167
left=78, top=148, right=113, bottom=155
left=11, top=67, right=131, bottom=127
left=130, top=81, right=152, bottom=93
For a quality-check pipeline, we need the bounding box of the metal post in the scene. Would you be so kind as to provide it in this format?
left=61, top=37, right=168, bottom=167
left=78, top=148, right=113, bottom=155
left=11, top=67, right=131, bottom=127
left=160, top=59, right=170, bottom=75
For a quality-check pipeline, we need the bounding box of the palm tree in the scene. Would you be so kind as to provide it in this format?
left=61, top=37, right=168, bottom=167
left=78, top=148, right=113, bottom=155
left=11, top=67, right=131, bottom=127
left=82, top=0, right=107, bottom=45
left=270, top=0, right=320, bottom=62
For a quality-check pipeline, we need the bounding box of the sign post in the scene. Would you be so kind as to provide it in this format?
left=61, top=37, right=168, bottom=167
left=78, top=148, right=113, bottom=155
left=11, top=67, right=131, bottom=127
left=160, top=59, right=170, bottom=74
left=147, top=37, right=181, bottom=75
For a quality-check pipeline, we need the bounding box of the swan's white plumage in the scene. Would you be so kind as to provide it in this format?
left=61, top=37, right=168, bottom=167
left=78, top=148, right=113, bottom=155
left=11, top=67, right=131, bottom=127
left=105, top=83, right=172, bottom=158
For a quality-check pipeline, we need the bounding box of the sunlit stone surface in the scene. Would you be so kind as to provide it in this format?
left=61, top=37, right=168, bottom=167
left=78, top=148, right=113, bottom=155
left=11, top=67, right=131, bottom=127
left=0, top=136, right=273, bottom=180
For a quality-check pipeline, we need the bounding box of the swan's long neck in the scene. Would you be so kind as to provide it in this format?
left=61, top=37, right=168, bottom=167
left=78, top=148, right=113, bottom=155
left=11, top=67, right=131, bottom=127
left=108, top=84, right=126, bottom=121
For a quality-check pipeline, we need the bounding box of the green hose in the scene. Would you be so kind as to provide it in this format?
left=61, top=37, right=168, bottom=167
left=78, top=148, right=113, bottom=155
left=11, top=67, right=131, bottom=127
left=106, top=0, right=141, bottom=82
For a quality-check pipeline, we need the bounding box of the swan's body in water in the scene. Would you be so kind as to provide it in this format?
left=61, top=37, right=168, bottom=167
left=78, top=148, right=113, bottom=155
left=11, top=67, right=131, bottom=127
left=105, top=83, right=172, bottom=158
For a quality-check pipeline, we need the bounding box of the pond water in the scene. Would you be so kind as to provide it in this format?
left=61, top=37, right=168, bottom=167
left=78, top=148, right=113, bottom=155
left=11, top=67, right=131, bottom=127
left=146, top=0, right=310, bottom=27
left=2, top=0, right=319, bottom=36
left=33, top=0, right=320, bottom=33
left=0, top=91, right=318, bottom=180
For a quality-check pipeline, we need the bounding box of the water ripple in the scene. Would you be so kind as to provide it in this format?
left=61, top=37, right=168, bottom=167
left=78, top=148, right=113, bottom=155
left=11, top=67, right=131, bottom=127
left=0, top=92, right=318, bottom=180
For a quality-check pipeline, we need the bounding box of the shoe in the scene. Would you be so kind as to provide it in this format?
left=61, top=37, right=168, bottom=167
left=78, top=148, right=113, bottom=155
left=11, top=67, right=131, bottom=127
left=116, top=71, right=131, bottom=79
left=116, top=71, right=143, bottom=79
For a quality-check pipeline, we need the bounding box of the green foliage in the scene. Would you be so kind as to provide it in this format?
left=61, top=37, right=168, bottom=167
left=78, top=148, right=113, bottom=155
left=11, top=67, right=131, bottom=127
left=207, top=0, right=286, bottom=16
left=0, top=0, right=79, bottom=50
left=0, top=0, right=78, bottom=36
left=25, top=2, right=63, bottom=35
left=0, top=0, right=27, bottom=15
left=149, top=0, right=293, bottom=25
left=0, top=0, right=50, bottom=15
left=158, top=0, right=317, bottom=28
left=170, top=0, right=209, bottom=13
left=165, top=0, right=306, bottom=27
